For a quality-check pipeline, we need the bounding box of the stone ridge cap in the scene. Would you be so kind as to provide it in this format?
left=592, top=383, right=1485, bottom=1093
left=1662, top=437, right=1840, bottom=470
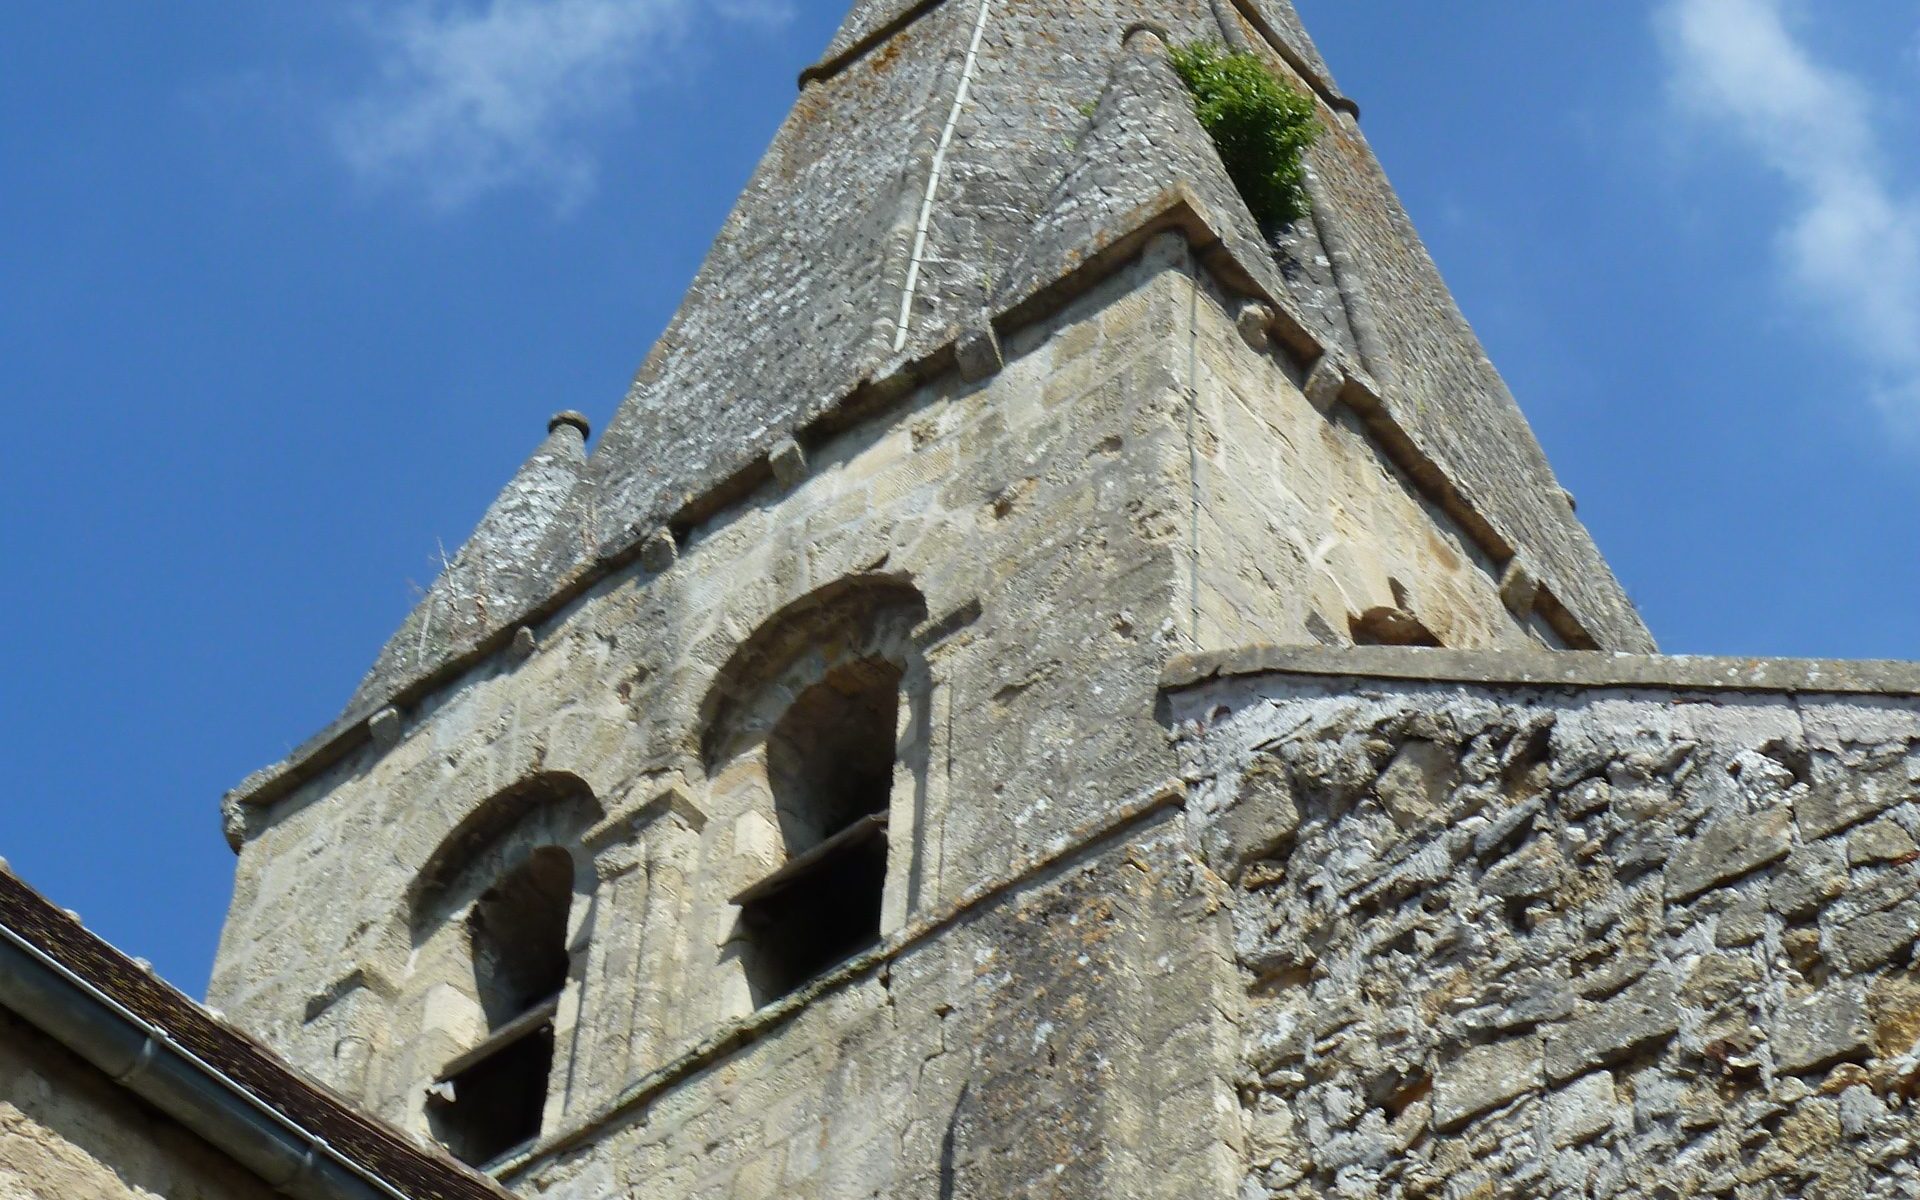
left=1161, top=644, right=1920, bottom=698
left=800, top=0, right=944, bottom=87
left=800, top=0, right=1357, bottom=119
left=1220, top=0, right=1357, bottom=117
left=225, top=194, right=1620, bottom=818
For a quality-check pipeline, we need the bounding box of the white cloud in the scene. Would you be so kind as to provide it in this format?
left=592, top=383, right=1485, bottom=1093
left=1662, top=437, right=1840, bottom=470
left=1657, top=0, right=1920, bottom=423
left=332, top=0, right=790, bottom=210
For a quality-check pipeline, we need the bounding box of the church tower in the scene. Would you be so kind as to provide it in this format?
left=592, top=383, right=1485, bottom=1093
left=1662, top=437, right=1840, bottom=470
left=211, top=2, right=1651, bottom=1196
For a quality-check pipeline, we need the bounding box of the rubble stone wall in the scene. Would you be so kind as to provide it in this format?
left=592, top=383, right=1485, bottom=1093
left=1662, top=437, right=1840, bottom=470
left=1170, top=662, right=1920, bottom=1200
left=0, top=1010, right=276, bottom=1200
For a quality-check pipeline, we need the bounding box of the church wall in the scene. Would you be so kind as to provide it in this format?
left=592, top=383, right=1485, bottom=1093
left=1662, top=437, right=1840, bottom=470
left=1177, top=269, right=1540, bottom=655
left=209, top=252, right=1214, bottom=1160
left=209, top=215, right=1671, bottom=1192
left=507, top=817, right=1243, bottom=1200
left=1169, top=661, right=1920, bottom=1200
left=0, top=1009, right=278, bottom=1200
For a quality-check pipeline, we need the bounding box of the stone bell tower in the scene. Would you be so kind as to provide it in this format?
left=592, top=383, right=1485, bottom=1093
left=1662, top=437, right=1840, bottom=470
left=210, top=2, right=1652, bottom=1197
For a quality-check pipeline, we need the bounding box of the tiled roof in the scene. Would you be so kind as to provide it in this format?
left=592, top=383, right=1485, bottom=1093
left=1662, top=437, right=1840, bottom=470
left=0, top=865, right=515, bottom=1200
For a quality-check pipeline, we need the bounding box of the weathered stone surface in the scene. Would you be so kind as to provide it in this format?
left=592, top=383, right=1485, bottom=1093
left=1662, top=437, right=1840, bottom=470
left=1479, top=837, right=1563, bottom=900
left=1496, top=556, right=1537, bottom=619
left=1850, top=819, right=1918, bottom=864
left=286, top=0, right=1651, bottom=770
left=767, top=437, right=807, bottom=487
left=1233, top=301, right=1274, bottom=352
left=1301, top=355, right=1345, bottom=415
left=1167, top=672, right=1920, bottom=1199
left=954, top=326, right=1004, bottom=383
left=637, top=526, right=677, bottom=572
left=1773, top=984, right=1872, bottom=1074
left=215, top=257, right=1269, bottom=1200
left=1433, top=1036, right=1541, bottom=1130
left=1829, top=901, right=1920, bottom=974
left=1545, top=972, right=1680, bottom=1083
left=199, top=4, right=1920, bottom=1199
left=1198, top=758, right=1301, bottom=880
left=1801, top=745, right=1919, bottom=839
left=1548, top=1071, right=1616, bottom=1146
left=1373, top=739, right=1452, bottom=830
left=1772, top=843, right=1850, bottom=918
left=1666, top=807, right=1792, bottom=902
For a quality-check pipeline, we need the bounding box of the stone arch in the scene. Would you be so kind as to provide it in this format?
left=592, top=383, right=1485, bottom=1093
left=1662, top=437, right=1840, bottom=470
left=405, top=771, right=602, bottom=1166
left=410, top=771, right=602, bottom=932
left=697, top=574, right=932, bottom=1006
left=699, top=574, right=929, bottom=769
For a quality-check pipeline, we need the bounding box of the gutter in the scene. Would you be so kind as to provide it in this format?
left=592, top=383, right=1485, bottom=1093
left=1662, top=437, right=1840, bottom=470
left=0, top=916, right=413, bottom=1200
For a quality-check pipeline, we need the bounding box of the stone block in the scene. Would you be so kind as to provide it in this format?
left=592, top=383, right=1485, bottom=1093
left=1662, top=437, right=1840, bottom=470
left=1302, top=354, right=1346, bottom=414
left=1200, top=760, right=1301, bottom=881
left=1801, top=757, right=1916, bottom=840
left=1480, top=839, right=1564, bottom=901
left=1828, top=901, right=1920, bottom=974
left=639, top=526, right=678, bottom=572
left=1772, top=984, right=1871, bottom=1075
left=768, top=438, right=808, bottom=486
left=1245, top=1093, right=1296, bottom=1167
left=1233, top=301, right=1273, bottom=352
left=1849, top=820, right=1917, bottom=865
left=1770, top=843, right=1848, bottom=918
left=1683, top=951, right=1763, bottom=1011
left=955, top=326, right=1004, bottom=382
left=1545, top=972, right=1679, bottom=1083
left=1433, top=1035, right=1542, bottom=1131
left=1562, top=777, right=1611, bottom=818
left=509, top=625, right=538, bottom=661
left=1665, top=807, right=1792, bottom=902
left=1496, top=970, right=1576, bottom=1029
left=367, top=706, right=403, bottom=751
left=1497, top=557, right=1538, bottom=619
left=1374, top=739, right=1454, bottom=831
left=1713, top=889, right=1769, bottom=947
left=1474, top=795, right=1544, bottom=858
left=1548, top=1071, right=1616, bottom=1146
left=1846, top=862, right=1920, bottom=916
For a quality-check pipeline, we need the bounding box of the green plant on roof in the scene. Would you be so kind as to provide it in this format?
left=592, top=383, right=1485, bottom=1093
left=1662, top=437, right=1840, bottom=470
left=1169, top=41, right=1320, bottom=227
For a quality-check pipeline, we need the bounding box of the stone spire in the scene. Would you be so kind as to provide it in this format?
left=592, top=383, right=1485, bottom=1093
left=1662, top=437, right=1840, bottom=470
left=348, top=413, right=592, bottom=710
left=345, top=0, right=1650, bottom=718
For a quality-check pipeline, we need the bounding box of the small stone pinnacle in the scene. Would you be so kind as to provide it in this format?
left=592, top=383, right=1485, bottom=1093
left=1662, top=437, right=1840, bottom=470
left=549, top=411, right=591, bottom=439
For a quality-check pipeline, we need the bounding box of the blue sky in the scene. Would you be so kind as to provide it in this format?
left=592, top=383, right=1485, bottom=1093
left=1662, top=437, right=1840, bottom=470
left=3, top=0, right=1918, bottom=992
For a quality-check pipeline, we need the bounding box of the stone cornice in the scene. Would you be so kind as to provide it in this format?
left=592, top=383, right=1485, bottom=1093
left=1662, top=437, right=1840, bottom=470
left=1162, top=644, right=1920, bottom=698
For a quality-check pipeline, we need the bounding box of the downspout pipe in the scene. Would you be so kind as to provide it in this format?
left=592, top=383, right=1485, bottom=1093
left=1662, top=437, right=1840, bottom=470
left=0, top=921, right=409, bottom=1200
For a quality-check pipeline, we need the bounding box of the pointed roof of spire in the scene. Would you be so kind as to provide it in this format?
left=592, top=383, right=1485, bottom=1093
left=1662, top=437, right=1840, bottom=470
left=326, top=0, right=1651, bottom=747
left=989, top=25, right=1284, bottom=315
left=348, top=413, right=592, bottom=710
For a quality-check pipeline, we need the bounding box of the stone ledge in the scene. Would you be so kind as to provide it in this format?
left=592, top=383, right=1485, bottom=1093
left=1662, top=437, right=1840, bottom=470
left=1161, top=644, right=1920, bottom=698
